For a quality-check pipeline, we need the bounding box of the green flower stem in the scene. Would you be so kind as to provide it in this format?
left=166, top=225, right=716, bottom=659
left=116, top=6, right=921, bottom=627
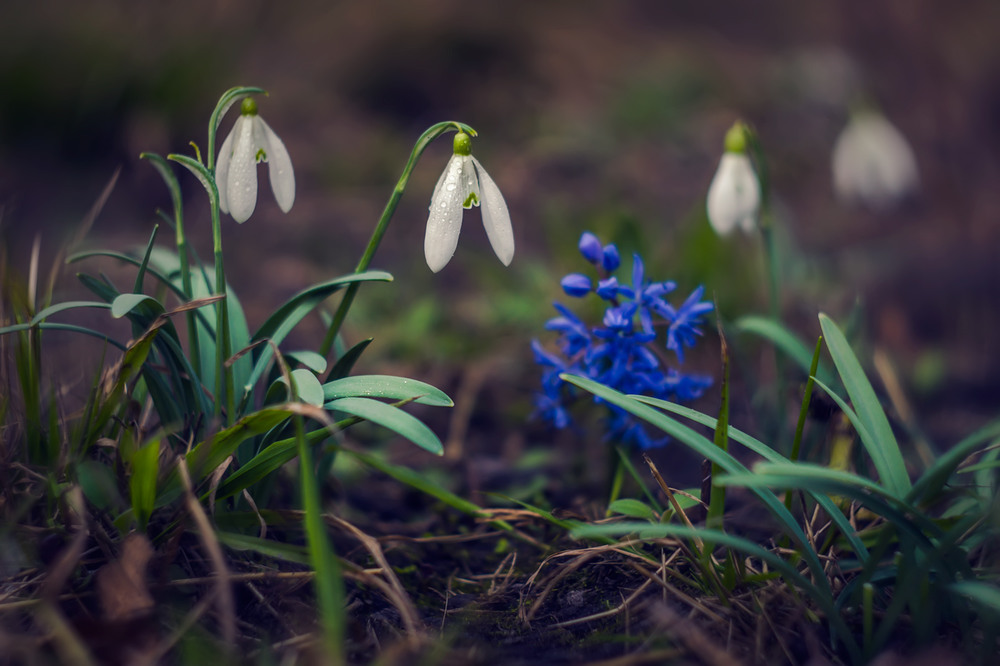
left=209, top=203, right=235, bottom=424
left=706, top=327, right=731, bottom=533
left=783, top=336, right=823, bottom=513
left=319, top=121, right=477, bottom=359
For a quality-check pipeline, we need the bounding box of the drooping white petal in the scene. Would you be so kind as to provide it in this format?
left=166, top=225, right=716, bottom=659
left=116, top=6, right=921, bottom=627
left=706, top=153, right=760, bottom=236
left=226, top=116, right=258, bottom=223
left=216, top=121, right=237, bottom=214
left=832, top=112, right=918, bottom=208
left=425, top=155, right=467, bottom=272
left=472, top=157, right=514, bottom=266
left=255, top=116, right=296, bottom=213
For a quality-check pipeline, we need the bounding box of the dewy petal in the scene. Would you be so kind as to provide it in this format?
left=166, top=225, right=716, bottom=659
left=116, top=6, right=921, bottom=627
left=226, top=116, right=258, bottom=223
left=472, top=156, right=514, bottom=266
left=706, top=153, right=760, bottom=236
left=425, top=155, right=466, bottom=272
left=256, top=116, right=296, bottom=213
left=216, top=122, right=237, bottom=214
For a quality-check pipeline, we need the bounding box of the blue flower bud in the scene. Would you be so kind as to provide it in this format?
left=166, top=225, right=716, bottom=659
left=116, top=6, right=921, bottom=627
left=561, top=273, right=592, bottom=297
left=578, top=232, right=603, bottom=264
left=601, top=245, right=621, bottom=272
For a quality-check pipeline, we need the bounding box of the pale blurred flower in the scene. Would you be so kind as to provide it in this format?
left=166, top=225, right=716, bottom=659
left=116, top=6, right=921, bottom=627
left=706, top=122, right=761, bottom=236
left=424, top=132, right=514, bottom=272
left=832, top=111, right=918, bottom=208
left=216, top=98, right=295, bottom=223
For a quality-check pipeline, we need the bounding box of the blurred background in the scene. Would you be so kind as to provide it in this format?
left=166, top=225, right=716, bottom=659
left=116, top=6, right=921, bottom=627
left=2, top=0, right=998, bottom=472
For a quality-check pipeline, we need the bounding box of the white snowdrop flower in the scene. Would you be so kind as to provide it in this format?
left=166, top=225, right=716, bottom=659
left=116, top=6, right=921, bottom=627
left=706, top=122, right=761, bottom=236
left=832, top=110, right=918, bottom=209
left=216, top=97, right=295, bottom=223
left=424, top=131, right=514, bottom=272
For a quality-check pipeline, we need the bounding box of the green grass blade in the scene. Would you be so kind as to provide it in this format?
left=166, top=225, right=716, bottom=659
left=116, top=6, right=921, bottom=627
left=909, top=418, right=1000, bottom=504
left=325, top=337, right=373, bottom=381
left=322, top=375, right=453, bottom=408
left=27, top=301, right=111, bottom=325
left=562, top=374, right=831, bottom=592
left=326, top=397, right=444, bottom=456
left=632, top=395, right=869, bottom=561
left=819, top=313, right=910, bottom=497
left=294, top=412, right=345, bottom=664
left=130, top=438, right=161, bottom=531
left=608, top=498, right=658, bottom=521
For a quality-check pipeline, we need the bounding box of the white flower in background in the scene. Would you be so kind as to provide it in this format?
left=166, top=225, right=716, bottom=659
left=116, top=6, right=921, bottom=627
left=424, top=131, right=514, bottom=272
left=706, top=121, right=761, bottom=236
left=832, top=110, right=918, bottom=209
left=216, top=97, right=295, bottom=223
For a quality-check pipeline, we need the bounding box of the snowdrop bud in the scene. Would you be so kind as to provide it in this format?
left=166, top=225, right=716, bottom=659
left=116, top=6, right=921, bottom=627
left=832, top=111, right=918, bottom=209
left=424, top=132, right=515, bottom=272
left=216, top=97, right=295, bottom=223
left=706, top=122, right=761, bottom=236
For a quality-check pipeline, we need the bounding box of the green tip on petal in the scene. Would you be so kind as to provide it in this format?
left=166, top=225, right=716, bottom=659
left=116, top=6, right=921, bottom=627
left=724, top=121, right=748, bottom=154
left=241, top=97, right=259, bottom=116
left=453, top=132, right=472, bottom=156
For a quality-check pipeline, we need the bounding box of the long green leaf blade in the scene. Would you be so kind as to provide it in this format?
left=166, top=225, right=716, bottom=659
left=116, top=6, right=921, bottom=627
left=819, top=313, right=910, bottom=497
left=326, top=397, right=443, bottom=455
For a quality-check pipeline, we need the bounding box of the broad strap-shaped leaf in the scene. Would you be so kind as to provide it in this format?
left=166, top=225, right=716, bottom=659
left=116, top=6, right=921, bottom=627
left=130, top=438, right=161, bottom=531
left=607, top=498, right=658, bottom=521
left=326, top=397, right=443, bottom=455
left=322, top=375, right=453, bottom=407
left=244, top=272, right=392, bottom=396
left=819, top=313, right=910, bottom=497
left=183, top=406, right=299, bottom=483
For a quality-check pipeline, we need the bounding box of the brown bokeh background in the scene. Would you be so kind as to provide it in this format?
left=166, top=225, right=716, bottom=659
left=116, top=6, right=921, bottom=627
left=2, top=0, right=999, bottom=449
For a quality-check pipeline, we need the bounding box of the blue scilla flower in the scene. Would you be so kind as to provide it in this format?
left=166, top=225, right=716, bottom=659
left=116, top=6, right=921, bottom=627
left=531, top=231, right=714, bottom=450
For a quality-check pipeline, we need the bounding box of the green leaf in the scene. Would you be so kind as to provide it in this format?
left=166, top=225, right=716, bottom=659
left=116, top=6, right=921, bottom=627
left=344, top=448, right=507, bottom=524
left=326, top=397, right=443, bottom=455
left=111, top=293, right=161, bottom=319
left=184, top=407, right=296, bottom=483
left=214, top=439, right=298, bottom=502
left=286, top=350, right=328, bottom=374
left=283, top=368, right=325, bottom=407
left=28, top=301, right=111, bottom=326
left=76, top=460, right=123, bottom=512
left=130, top=439, right=161, bottom=531
left=322, top=375, right=453, bottom=407
left=909, top=418, right=1000, bottom=504
left=326, top=338, right=372, bottom=381
left=217, top=532, right=309, bottom=565
left=244, top=272, right=393, bottom=397
left=950, top=581, right=1000, bottom=616
left=607, top=498, right=658, bottom=521
left=168, top=153, right=219, bottom=209
left=819, top=313, right=910, bottom=498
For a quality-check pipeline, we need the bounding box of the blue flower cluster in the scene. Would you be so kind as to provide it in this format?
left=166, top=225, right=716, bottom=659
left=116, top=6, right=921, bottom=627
left=532, top=232, right=714, bottom=450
